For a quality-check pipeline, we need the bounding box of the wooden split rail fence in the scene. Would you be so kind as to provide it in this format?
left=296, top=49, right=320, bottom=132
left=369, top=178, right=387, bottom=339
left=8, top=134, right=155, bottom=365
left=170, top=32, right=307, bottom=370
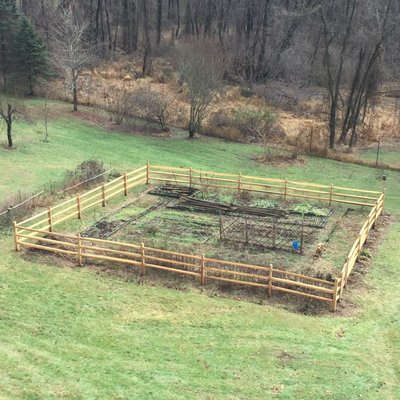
left=13, top=164, right=384, bottom=312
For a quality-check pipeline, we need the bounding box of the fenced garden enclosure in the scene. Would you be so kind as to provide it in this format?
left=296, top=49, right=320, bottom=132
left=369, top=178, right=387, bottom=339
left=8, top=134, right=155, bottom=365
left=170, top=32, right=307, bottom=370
left=13, top=164, right=385, bottom=312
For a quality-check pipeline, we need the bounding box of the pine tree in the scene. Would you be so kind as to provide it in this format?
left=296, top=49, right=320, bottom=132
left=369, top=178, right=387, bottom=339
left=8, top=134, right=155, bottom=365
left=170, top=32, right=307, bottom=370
left=0, top=0, right=17, bottom=90
left=13, top=17, right=50, bottom=95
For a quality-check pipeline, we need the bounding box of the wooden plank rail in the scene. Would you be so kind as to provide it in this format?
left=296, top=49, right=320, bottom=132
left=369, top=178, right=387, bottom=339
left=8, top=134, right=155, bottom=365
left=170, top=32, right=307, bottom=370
left=13, top=225, right=338, bottom=308
left=148, top=166, right=381, bottom=207
left=13, top=164, right=385, bottom=312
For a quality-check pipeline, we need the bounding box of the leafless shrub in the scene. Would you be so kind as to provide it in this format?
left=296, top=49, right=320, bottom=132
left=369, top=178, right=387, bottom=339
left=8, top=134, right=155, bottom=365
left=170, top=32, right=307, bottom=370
left=64, top=159, right=106, bottom=189
left=104, top=86, right=169, bottom=131
left=289, top=126, right=328, bottom=157
left=233, top=108, right=281, bottom=143
left=129, top=88, right=169, bottom=131
left=205, top=111, right=244, bottom=142
left=104, top=87, right=131, bottom=125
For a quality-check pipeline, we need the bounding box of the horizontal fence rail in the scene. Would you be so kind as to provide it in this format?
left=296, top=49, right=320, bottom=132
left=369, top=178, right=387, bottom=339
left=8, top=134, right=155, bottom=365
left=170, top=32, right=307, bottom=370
left=148, top=165, right=381, bottom=207
left=13, top=164, right=385, bottom=312
left=16, top=166, right=147, bottom=236
left=14, top=227, right=339, bottom=307
left=337, top=192, right=385, bottom=300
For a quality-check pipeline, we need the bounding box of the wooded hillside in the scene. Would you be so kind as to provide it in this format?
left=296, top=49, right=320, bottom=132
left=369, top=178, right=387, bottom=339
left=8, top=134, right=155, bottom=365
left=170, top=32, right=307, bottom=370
left=1, top=0, right=400, bottom=149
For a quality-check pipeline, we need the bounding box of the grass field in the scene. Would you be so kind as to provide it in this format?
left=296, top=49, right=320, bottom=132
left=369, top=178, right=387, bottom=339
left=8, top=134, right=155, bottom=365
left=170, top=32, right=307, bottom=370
left=0, top=103, right=399, bottom=399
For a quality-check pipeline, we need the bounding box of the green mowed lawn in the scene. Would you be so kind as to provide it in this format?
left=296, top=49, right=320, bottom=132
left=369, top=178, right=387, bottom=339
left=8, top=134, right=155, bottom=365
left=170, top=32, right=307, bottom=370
left=358, top=144, right=400, bottom=168
left=0, top=106, right=399, bottom=399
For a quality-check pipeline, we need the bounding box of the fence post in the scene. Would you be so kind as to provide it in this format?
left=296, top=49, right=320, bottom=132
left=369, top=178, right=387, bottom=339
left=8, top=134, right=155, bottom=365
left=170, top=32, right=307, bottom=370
left=339, top=271, right=346, bottom=301
left=357, top=233, right=362, bottom=260
left=284, top=178, right=288, bottom=200
left=238, top=173, right=241, bottom=195
left=268, top=264, right=273, bottom=297
left=123, top=173, right=128, bottom=196
left=372, top=204, right=377, bottom=230
left=13, top=221, right=20, bottom=251
left=47, top=206, right=53, bottom=232
left=329, top=184, right=333, bottom=207
left=146, top=163, right=150, bottom=185
left=77, top=193, right=81, bottom=219
left=101, top=185, right=106, bottom=207
left=200, top=254, right=205, bottom=286
left=344, top=257, right=350, bottom=287
left=189, top=167, right=193, bottom=188
left=373, top=201, right=379, bottom=229
left=77, top=234, right=83, bottom=267
left=141, top=242, right=145, bottom=275
left=331, top=278, right=339, bottom=312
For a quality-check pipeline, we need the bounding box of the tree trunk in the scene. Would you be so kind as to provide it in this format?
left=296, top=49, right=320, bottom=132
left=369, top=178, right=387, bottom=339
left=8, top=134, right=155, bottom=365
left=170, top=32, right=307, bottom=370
left=156, top=0, right=162, bottom=46
left=175, top=0, right=180, bottom=37
left=188, top=105, right=197, bottom=138
left=7, top=116, right=12, bottom=148
left=142, top=0, right=153, bottom=76
left=72, top=71, right=78, bottom=111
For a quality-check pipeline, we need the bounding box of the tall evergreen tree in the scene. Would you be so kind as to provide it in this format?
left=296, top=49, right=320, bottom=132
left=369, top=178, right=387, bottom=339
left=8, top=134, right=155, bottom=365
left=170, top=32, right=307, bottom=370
left=0, top=0, right=17, bottom=90
left=13, top=17, right=50, bottom=95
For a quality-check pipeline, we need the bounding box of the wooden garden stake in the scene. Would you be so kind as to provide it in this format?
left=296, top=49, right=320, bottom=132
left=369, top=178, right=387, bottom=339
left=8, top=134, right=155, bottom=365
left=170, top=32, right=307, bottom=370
left=101, top=185, right=106, bottom=207
left=123, top=173, right=128, bottom=196
left=47, top=207, right=53, bottom=232
left=141, top=242, right=145, bottom=275
left=146, top=163, right=150, bottom=185
left=200, top=254, right=205, bottom=286
left=329, top=184, right=333, bottom=207
left=77, top=193, right=81, bottom=219
left=77, top=234, right=83, bottom=267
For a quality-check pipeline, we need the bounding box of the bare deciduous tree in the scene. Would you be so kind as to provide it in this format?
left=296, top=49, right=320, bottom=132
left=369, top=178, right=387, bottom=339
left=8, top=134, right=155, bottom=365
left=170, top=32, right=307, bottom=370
left=177, top=41, right=224, bottom=138
left=0, top=95, right=24, bottom=148
left=321, top=0, right=357, bottom=149
left=52, top=6, right=94, bottom=112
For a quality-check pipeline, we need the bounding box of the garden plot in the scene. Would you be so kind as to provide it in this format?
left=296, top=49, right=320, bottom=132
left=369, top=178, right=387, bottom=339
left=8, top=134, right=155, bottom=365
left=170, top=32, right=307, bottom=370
left=72, top=184, right=369, bottom=278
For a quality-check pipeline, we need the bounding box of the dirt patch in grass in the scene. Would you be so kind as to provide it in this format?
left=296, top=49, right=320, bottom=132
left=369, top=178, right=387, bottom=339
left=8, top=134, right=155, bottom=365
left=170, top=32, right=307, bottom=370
left=254, top=152, right=307, bottom=168
left=71, top=109, right=110, bottom=127
left=277, top=350, right=296, bottom=365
